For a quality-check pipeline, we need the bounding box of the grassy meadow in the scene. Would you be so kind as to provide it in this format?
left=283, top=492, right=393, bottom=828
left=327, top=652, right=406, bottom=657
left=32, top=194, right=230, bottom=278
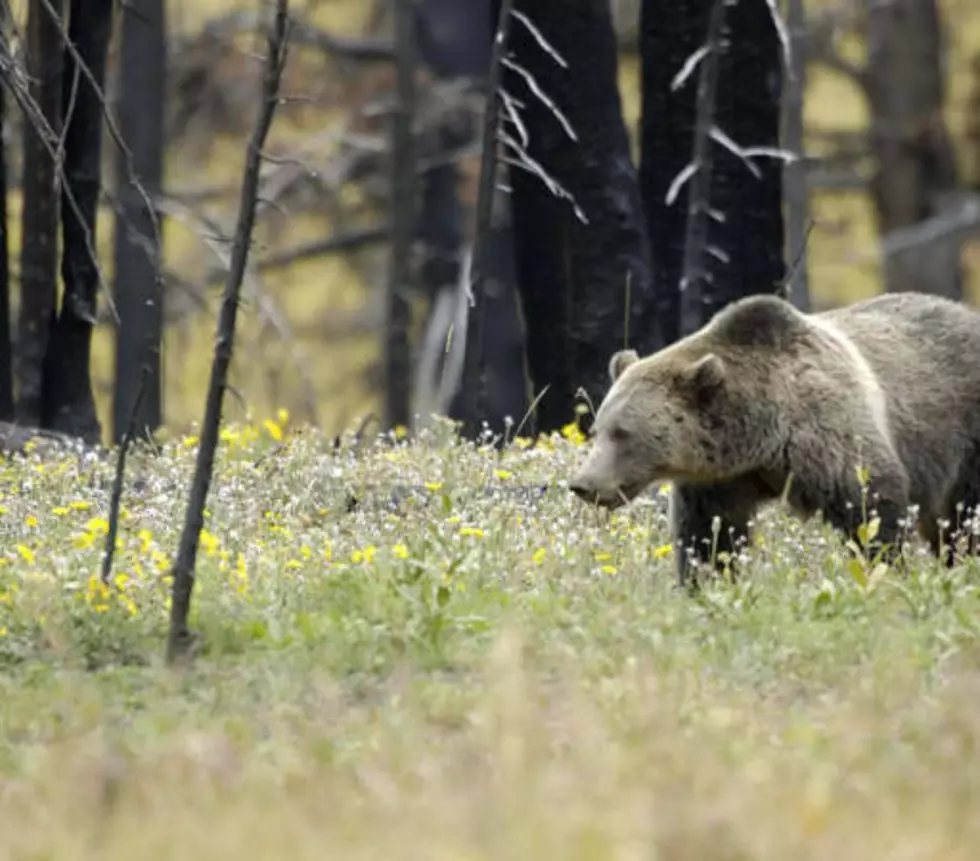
left=1, top=420, right=980, bottom=857
left=2, top=2, right=980, bottom=857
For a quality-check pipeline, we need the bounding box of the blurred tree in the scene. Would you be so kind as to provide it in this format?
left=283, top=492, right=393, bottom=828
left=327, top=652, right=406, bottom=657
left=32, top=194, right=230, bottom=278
left=411, top=0, right=529, bottom=440
left=782, top=0, right=810, bottom=311
left=0, top=4, right=10, bottom=421
left=969, top=53, right=980, bottom=190
left=383, top=0, right=417, bottom=431
left=866, top=0, right=962, bottom=299
left=112, top=0, right=166, bottom=443
left=490, top=0, right=656, bottom=433
left=639, top=0, right=784, bottom=339
left=43, top=0, right=114, bottom=443
left=17, top=0, right=63, bottom=429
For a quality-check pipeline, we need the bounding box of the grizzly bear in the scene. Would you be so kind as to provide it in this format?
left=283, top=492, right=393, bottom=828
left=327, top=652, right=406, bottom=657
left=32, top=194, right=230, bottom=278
left=569, top=291, right=980, bottom=587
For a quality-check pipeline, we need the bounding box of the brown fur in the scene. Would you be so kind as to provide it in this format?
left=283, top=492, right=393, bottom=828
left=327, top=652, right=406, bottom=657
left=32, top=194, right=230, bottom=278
left=569, top=292, right=980, bottom=587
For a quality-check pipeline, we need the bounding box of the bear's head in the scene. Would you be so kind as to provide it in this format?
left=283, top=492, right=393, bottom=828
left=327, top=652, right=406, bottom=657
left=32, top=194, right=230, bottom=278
left=568, top=301, right=794, bottom=509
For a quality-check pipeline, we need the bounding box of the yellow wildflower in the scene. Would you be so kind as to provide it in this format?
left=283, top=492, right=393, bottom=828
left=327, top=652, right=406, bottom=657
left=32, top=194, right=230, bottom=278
left=263, top=419, right=283, bottom=442
left=15, top=545, right=35, bottom=565
left=182, top=434, right=200, bottom=448
left=350, top=546, right=377, bottom=565
left=601, top=564, right=617, bottom=575
left=51, top=506, right=69, bottom=516
left=654, top=543, right=673, bottom=558
left=25, top=514, right=38, bottom=528
left=393, top=543, right=409, bottom=560
left=425, top=481, right=443, bottom=492
left=494, top=469, right=513, bottom=480
left=560, top=421, right=586, bottom=446
left=86, top=517, right=109, bottom=536
left=69, top=500, right=91, bottom=511
left=277, top=407, right=289, bottom=425
left=532, top=547, right=547, bottom=565
left=200, top=529, right=220, bottom=556
left=458, top=526, right=485, bottom=539
left=73, top=532, right=95, bottom=550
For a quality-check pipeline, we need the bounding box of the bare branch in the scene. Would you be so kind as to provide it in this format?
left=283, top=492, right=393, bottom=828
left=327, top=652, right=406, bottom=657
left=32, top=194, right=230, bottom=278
left=679, top=0, right=727, bottom=336
left=101, top=365, right=149, bottom=585
left=500, top=55, right=577, bottom=142
left=510, top=9, right=568, bottom=69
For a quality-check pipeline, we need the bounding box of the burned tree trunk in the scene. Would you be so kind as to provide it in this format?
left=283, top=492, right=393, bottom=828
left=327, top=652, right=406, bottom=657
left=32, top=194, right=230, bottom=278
left=43, top=0, right=113, bottom=443
left=865, top=0, right=962, bottom=299
left=383, top=0, right=418, bottom=432
left=494, top=0, right=655, bottom=433
left=412, top=0, right=529, bottom=440
left=639, top=0, right=784, bottom=339
left=16, top=0, right=64, bottom=427
left=782, top=0, right=810, bottom=310
left=0, top=6, right=11, bottom=421
left=112, top=0, right=166, bottom=443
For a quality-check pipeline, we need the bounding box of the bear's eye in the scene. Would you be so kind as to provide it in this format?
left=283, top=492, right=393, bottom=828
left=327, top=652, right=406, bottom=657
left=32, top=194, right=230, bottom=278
left=610, top=426, right=631, bottom=442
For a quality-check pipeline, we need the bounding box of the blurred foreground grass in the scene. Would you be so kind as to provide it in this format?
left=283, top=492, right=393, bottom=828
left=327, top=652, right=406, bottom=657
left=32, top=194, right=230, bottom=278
left=1, top=424, right=980, bottom=857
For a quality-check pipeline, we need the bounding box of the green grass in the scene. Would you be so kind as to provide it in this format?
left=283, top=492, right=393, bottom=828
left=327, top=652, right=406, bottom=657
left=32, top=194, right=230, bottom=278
left=1, top=420, right=980, bottom=858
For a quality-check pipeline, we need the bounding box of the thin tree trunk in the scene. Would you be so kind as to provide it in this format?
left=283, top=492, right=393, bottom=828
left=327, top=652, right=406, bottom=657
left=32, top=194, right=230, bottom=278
left=495, top=0, right=655, bottom=433
left=865, top=0, right=962, bottom=299
left=412, top=0, right=528, bottom=440
left=640, top=0, right=784, bottom=339
left=42, top=0, right=113, bottom=444
left=16, top=0, right=64, bottom=427
left=167, top=0, right=289, bottom=665
left=0, top=5, right=11, bottom=421
left=383, top=0, right=417, bottom=432
left=782, top=0, right=810, bottom=310
left=112, top=0, right=166, bottom=443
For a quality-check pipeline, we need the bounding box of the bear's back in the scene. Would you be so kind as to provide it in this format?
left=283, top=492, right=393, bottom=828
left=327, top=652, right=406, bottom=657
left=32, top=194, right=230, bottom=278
left=818, top=293, right=980, bottom=503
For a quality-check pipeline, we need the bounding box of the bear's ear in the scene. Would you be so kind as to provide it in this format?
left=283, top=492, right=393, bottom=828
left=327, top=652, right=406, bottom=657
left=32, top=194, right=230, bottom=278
left=609, top=349, right=639, bottom=383
left=682, top=353, right=726, bottom=397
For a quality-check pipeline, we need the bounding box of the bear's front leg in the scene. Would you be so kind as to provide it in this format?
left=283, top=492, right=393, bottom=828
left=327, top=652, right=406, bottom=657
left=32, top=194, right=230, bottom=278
left=669, top=478, right=768, bottom=591
left=792, top=456, right=911, bottom=567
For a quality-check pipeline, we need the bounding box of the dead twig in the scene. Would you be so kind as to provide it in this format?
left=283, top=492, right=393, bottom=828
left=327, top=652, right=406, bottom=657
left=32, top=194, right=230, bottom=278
left=101, top=364, right=150, bottom=585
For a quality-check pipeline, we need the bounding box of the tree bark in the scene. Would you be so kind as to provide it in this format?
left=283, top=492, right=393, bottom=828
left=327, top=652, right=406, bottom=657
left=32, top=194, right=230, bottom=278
left=383, top=0, right=417, bottom=432
left=0, top=6, right=11, bottom=421
left=16, top=0, right=64, bottom=427
left=42, top=0, right=113, bottom=444
left=639, top=0, right=784, bottom=339
left=496, top=0, right=655, bottom=433
left=112, top=0, right=166, bottom=443
left=782, top=0, right=810, bottom=310
left=865, top=0, right=962, bottom=299
left=412, top=0, right=529, bottom=440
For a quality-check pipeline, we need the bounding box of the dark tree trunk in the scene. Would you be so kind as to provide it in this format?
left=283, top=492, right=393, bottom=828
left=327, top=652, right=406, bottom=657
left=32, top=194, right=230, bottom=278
left=383, top=0, right=417, bottom=432
left=0, top=6, right=11, bottom=421
left=43, top=0, right=113, bottom=444
left=449, top=193, right=529, bottom=439
left=413, top=0, right=529, bottom=440
left=782, top=0, right=810, bottom=311
left=496, top=0, right=655, bottom=433
left=865, top=0, right=962, bottom=299
left=639, top=0, right=784, bottom=339
left=112, top=0, right=166, bottom=443
left=16, top=0, right=64, bottom=427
